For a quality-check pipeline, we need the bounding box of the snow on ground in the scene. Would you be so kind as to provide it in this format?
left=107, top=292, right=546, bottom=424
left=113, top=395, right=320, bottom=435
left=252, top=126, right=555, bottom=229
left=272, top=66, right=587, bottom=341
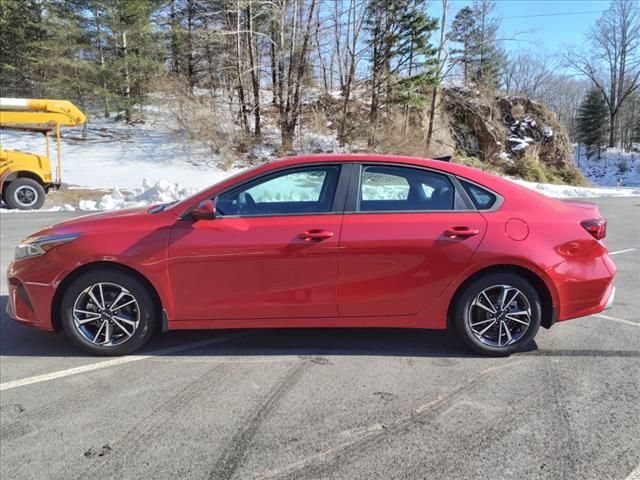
left=510, top=179, right=640, bottom=198
left=0, top=116, right=243, bottom=190
left=575, top=145, right=640, bottom=187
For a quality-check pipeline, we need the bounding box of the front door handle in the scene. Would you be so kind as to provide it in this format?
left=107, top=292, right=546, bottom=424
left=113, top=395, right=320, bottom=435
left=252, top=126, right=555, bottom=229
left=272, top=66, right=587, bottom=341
left=298, top=229, right=334, bottom=241
left=444, top=226, right=480, bottom=239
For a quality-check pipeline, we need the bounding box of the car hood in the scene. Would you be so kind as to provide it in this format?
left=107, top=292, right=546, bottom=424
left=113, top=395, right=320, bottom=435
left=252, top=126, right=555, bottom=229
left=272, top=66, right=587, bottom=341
left=31, top=206, right=174, bottom=237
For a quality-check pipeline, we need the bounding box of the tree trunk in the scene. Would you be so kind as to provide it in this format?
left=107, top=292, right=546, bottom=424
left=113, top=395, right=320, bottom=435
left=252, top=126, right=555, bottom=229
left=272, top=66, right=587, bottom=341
left=121, top=31, right=131, bottom=122
left=609, top=112, right=616, bottom=148
left=187, top=0, right=196, bottom=93
left=270, top=22, right=278, bottom=106
left=170, top=0, right=180, bottom=75
left=281, top=0, right=317, bottom=152
left=233, top=1, right=249, bottom=133
left=426, top=0, right=448, bottom=154
left=246, top=3, right=261, bottom=136
left=93, top=8, right=110, bottom=118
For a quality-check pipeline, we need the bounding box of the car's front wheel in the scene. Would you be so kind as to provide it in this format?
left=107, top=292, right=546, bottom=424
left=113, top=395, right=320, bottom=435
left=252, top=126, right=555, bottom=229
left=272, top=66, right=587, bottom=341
left=452, top=272, right=542, bottom=356
left=60, top=269, right=157, bottom=355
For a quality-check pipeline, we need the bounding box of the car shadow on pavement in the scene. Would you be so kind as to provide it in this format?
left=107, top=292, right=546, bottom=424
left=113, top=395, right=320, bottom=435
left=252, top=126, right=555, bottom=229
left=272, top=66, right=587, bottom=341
left=2, top=295, right=638, bottom=359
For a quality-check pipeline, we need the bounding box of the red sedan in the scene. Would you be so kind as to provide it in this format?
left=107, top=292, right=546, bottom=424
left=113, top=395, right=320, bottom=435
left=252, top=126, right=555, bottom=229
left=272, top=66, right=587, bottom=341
left=6, top=154, right=616, bottom=356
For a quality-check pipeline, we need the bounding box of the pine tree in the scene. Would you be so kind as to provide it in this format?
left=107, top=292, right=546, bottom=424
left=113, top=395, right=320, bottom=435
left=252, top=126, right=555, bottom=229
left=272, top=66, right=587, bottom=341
left=471, top=0, right=502, bottom=88
left=577, top=89, right=609, bottom=160
left=447, top=1, right=502, bottom=88
left=0, top=0, right=47, bottom=96
left=366, top=0, right=438, bottom=143
left=41, top=1, right=98, bottom=131
left=164, top=0, right=214, bottom=92
left=447, top=6, right=476, bottom=84
left=395, top=1, right=439, bottom=110
left=102, top=0, right=164, bottom=121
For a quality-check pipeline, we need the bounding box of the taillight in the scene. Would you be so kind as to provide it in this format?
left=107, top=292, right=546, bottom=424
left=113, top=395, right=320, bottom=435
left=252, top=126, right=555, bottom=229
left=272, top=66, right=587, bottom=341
left=581, top=218, right=607, bottom=240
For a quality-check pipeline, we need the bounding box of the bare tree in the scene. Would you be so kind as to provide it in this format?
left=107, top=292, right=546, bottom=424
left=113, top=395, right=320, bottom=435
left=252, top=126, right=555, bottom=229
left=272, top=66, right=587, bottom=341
left=337, top=0, right=367, bottom=144
left=245, top=0, right=261, bottom=136
left=272, top=0, right=317, bottom=151
left=566, top=0, right=640, bottom=147
left=501, top=51, right=554, bottom=97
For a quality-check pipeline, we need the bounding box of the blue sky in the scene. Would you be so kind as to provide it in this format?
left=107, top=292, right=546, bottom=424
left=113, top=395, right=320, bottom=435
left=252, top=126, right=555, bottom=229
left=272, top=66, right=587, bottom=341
left=439, top=0, right=610, bottom=53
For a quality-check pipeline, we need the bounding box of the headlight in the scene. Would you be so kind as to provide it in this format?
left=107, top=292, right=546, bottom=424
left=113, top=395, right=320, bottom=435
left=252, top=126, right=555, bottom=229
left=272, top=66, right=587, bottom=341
left=14, top=233, right=80, bottom=260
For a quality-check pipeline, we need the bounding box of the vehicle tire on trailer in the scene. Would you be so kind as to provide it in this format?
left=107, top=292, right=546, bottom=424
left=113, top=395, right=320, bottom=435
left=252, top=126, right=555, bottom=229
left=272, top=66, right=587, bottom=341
left=451, top=272, right=542, bottom=356
left=60, top=269, right=158, bottom=356
left=4, top=178, right=46, bottom=210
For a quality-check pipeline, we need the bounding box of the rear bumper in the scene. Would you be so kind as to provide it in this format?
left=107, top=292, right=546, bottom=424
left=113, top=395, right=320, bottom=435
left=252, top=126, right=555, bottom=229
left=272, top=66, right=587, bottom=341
left=552, top=252, right=616, bottom=322
left=604, top=285, right=615, bottom=310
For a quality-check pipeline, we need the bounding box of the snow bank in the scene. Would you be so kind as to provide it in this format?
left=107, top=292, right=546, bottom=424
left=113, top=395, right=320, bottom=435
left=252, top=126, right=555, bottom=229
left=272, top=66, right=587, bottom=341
left=510, top=178, right=640, bottom=198
left=576, top=145, right=640, bottom=187
left=78, top=180, right=198, bottom=211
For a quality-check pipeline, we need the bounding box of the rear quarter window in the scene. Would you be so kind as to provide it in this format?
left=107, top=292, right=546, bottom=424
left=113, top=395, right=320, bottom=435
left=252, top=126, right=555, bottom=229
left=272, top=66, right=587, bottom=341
left=460, top=180, right=498, bottom=210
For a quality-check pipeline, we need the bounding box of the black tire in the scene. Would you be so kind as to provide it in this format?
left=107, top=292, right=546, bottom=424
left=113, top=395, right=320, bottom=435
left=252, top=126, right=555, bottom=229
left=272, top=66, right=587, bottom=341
left=4, top=178, right=46, bottom=210
left=60, top=269, right=158, bottom=356
left=451, top=272, right=542, bottom=356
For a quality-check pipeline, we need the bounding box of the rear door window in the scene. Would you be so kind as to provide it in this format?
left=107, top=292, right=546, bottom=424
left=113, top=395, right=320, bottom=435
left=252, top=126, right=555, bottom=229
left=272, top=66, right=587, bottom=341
left=358, top=165, right=455, bottom=212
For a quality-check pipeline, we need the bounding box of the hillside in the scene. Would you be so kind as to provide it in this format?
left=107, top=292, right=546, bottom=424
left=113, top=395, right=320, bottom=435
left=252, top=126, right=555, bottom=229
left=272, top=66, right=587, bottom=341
left=2, top=86, right=639, bottom=212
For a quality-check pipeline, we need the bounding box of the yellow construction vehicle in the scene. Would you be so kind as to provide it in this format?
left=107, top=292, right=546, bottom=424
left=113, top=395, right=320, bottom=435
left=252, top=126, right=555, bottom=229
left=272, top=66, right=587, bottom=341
left=0, top=98, right=86, bottom=209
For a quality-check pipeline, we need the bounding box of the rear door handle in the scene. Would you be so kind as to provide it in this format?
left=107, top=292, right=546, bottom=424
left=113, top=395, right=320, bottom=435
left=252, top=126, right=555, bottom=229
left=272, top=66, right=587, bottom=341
left=444, top=226, right=480, bottom=239
left=298, top=229, right=335, bottom=241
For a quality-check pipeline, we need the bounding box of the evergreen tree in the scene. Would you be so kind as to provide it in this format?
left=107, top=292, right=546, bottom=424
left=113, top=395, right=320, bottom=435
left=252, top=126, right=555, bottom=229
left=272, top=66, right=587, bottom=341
left=447, top=6, right=476, bottom=84
left=101, top=0, right=165, bottom=120
left=366, top=0, right=438, bottom=142
left=471, top=0, right=502, bottom=88
left=164, top=0, right=215, bottom=92
left=41, top=1, right=98, bottom=127
left=577, top=89, right=609, bottom=159
left=395, top=1, right=439, bottom=109
left=447, top=1, right=502, bottom=88
left=0, top=0, right=47, bottom=96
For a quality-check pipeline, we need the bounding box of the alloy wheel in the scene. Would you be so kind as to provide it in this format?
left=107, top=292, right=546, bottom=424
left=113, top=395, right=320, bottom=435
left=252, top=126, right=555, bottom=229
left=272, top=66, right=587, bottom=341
left=72, top=282, right=140, bottom=347
left=468, top=284, right=532, bottom=347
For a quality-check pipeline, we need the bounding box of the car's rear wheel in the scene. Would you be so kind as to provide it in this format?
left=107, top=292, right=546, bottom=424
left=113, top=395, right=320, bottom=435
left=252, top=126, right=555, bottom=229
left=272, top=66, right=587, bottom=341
left=452, top=273, right=541, bottom=356
left=4, top=178, right=46, bottom=210
left=60, top=269, right=157, bottom=355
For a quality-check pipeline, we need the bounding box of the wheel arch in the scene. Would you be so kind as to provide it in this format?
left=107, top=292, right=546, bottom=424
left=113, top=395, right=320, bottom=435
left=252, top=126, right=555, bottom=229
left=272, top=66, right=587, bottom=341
left=3, top=170, right=47, bottom=186
left=447, top=264, right=557, bottom=329
left=51, top=261, right=164, bottom=333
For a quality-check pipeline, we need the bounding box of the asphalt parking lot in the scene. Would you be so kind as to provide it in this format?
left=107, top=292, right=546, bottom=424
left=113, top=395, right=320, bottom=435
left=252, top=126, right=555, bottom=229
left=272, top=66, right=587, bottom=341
left=1, top=198, right=638, bottom=480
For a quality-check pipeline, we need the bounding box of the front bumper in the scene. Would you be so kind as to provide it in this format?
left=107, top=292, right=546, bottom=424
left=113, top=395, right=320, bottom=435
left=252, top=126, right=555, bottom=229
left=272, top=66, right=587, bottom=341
left=6, top=261, right=56, bottom=331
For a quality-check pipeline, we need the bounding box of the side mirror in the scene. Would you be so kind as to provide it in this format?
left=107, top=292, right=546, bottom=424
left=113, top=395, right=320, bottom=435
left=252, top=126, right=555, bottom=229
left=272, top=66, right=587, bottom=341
left=192, top=200, right=216, bottom=220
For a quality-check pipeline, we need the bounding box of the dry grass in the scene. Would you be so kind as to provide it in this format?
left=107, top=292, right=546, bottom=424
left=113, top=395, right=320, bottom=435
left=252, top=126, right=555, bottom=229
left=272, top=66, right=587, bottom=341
left=42, top=187, right=113, bottom=209
left=153, top=76, right=243, bottom=170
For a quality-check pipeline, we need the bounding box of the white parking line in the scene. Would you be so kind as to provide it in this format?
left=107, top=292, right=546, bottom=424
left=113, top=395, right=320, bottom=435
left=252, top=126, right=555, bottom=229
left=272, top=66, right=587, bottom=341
left=594, top=314, right=640, bottom=327
left=0, top=332, right=253, bottom=392
left=609, top=248, right=637, bottom=256
left=625, top=464, right=640, bottom=480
